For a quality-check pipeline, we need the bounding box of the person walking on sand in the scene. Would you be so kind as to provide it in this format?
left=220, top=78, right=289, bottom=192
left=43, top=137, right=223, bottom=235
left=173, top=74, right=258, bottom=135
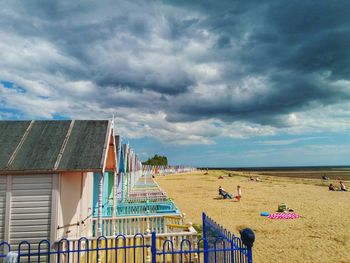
left=235, top=185, right=242, bottom=201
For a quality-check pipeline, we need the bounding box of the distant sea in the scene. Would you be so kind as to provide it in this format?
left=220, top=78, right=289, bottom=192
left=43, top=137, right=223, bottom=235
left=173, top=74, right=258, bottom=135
left=198, top=166, right=350, bottom=180
left=201, top=165, right=350, bottom=171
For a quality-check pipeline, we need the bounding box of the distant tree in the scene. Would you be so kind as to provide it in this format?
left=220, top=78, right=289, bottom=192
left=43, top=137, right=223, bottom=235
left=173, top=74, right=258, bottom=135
left=142, top=154, right=168, bottom=165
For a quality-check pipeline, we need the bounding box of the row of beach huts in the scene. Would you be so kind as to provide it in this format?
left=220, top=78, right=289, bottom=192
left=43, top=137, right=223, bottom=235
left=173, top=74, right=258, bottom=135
left=0, top=120, right=199, bottom=260
left=0, top=120, right=252, bottom=262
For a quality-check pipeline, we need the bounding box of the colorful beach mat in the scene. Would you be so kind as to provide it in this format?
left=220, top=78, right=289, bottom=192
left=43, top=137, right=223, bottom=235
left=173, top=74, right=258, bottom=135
left=268, top=212, right=301, bottom=219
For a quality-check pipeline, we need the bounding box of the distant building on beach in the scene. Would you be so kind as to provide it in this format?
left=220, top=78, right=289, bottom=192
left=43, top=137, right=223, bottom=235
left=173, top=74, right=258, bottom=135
left=0, top=120, right=117, bottom=245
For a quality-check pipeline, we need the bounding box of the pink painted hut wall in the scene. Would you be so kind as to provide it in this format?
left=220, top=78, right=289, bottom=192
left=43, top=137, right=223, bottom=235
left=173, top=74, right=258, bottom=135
left=56, top=172, right=93, bottom=239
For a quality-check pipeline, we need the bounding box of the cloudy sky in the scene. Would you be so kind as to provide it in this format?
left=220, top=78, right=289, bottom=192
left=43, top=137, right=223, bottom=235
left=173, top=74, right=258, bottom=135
left=1, top=1, right=350, bottom=167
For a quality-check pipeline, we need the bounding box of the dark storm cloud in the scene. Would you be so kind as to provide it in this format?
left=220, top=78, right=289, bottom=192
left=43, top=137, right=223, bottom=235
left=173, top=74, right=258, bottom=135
left=161, top=0, right=350, bottom=126
left=95, top=72, right=193, bottom=95
left=0, top=1, right=197, bottom=95
left=1, top=0, right=349, bottom=129
left=168, top=71, right=350, bottom=126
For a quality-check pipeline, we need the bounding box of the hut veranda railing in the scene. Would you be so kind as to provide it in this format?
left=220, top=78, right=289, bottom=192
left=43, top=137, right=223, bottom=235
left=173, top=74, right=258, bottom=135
left=92, top=214, right=185, bottom=236
left=0, top=213, right=253, bottom=262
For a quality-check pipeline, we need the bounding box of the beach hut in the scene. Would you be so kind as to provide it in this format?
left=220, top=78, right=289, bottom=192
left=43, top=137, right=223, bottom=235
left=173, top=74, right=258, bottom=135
left=0, top=120, right=117, bottom=245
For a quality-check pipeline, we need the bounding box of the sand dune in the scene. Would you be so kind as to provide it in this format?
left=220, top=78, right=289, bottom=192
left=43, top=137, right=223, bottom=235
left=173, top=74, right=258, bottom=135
left=156, top=170, right=350, bottom=263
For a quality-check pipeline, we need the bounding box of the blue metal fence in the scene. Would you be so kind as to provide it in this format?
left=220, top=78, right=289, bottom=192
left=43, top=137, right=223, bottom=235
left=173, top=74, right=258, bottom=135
left=0, top=234, right=149, bottom=262
left=0, top=213, right=253, bottom=263
left=202, top=212, right=252, bottom=263
left=152, top=213, right=253, bottom=263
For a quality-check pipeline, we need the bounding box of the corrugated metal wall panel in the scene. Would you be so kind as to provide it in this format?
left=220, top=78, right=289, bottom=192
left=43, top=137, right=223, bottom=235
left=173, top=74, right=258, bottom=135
left=0, top=176, right=6, bottom=241
left=12, top=176, right=52, bottom=184
left=9, top=174, right=52, bottom=245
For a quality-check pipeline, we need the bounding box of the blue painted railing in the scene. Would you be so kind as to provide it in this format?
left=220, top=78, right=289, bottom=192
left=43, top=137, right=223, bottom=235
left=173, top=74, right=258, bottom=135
left=93, top=201, right=179, bottom=217
left=153, top=234, right=251, bottom=263
left=91, top=213, right=185, bottom=236
left=112, top=201, right=179, bottom=216
left=117, top=195, right=169, bottom=203
left=202, top=212, right=253, bottom=263
left=0, top=234, right=150, bottom=262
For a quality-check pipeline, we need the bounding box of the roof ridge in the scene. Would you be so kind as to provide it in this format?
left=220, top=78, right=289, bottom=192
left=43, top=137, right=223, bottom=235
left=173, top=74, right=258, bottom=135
left=53, top=120, right=75, bottom=170
left=6, top=120, right=35, bottom=169
left=100, top=120, right=113, bottom=173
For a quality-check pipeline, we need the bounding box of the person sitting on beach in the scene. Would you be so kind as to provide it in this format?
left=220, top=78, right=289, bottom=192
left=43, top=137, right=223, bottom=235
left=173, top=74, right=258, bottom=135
left=339, top=181, right=348, bottom=191
left=329, top=183, right=336, bottom=191
left=219, top=186, right=233, bottom=199
left=322, top=175, right=330, bottom=180
left=256, top=176, right=261, bottom=182
left=219, top=186, right=224, bottom=195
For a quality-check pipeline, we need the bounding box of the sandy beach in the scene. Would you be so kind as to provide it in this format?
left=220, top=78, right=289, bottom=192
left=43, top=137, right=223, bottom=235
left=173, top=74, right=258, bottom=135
left=156, top=170, right=350, bottom=263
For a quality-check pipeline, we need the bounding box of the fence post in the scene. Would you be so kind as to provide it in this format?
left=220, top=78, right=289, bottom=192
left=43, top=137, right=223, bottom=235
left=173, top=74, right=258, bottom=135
left=202, top=212, right=209, bottom=263
left=230, top=241, right=235, bottom=263
left=145, top=229, right=151, bottom=263
left=203, top=241, right=209, bottom=263
left=151, top=232, right=156, bottom=263
left=247, top=246, right=253, bottom=263
left=202, top=212, right=206, bottom=239
left=97, top=173, right=103, bottom=236
left=97, top=173, right=104, bottom=263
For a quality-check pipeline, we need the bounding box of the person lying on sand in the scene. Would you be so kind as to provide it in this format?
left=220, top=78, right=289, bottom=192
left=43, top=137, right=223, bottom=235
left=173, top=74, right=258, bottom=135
left=339, top=181, right=348, bottom=191
left=218, top=186, right=233, bottom=199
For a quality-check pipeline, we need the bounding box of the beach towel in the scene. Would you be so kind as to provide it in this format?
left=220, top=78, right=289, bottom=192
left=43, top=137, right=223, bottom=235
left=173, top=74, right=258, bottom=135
left=268, top=212, right=301, bottom=219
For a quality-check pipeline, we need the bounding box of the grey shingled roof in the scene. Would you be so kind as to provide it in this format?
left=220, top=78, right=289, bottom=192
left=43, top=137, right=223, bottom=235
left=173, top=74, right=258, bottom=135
left=0, top=120, right=111, bottom=174
left=0, top=121, right=31, bottom=169
left=58, top=120, right=109, bottom=171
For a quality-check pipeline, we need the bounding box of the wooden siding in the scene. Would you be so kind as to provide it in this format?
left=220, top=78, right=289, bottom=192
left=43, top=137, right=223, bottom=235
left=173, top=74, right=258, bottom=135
left=105, top=134, right=117, bottom=171
left=9, top=174, right=53, bottom=245
left=0, top=176, right=6, bottom=241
